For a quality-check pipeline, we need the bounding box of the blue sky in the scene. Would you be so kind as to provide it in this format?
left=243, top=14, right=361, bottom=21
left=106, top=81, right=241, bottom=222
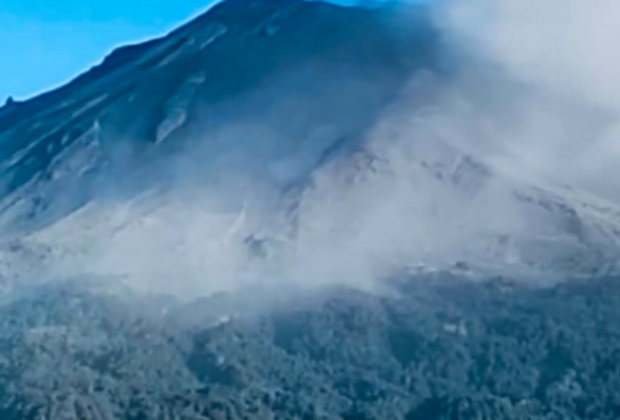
left=0, top=0, right=377, bottom=102
left=0, top=0, right=225, bottom=101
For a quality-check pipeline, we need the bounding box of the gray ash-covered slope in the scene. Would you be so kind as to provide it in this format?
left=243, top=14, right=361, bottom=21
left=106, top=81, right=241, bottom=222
left=0, top=0, right=618, bottom=280
left=3, top=275, right=620, bottom=419
left=0, top=0, right=436, bottom=232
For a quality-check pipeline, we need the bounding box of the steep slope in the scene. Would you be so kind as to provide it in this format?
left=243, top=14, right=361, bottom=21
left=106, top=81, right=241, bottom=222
left=0, top=0, right=618, bottom=296
left=290, top=74, right=620, bottom=283
left=0, top=0, right=436, bottom=233
left=2, top=2, right=620, bottom=419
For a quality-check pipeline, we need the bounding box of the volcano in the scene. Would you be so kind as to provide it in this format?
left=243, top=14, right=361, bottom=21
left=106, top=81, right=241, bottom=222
left=0, top=0, right=618, bottom=293
left=1, top=1, right=620, bottom=419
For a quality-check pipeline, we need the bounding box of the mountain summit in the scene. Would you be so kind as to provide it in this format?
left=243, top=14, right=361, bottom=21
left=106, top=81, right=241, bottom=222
left=0, top=0, right=435, bottom=228
left=0, top=0, right=618, bottom=296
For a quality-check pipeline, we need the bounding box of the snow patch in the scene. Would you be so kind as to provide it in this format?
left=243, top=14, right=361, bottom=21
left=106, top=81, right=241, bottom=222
left=48, top=120, right=103, bottom=181
left=156, top=72, right=206, bottom=144
left=197, top=23, right=228, bottom=49
left=70, top=94, right=109, bottom=119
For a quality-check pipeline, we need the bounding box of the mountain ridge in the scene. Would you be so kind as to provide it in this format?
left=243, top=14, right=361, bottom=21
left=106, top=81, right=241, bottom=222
left=0, top=0, right=437, bottom=233
left=0, top=0, right=618, bottom=296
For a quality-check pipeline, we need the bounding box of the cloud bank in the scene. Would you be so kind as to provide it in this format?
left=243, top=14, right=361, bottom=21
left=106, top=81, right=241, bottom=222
left=438, top=0, right=620, bottom=199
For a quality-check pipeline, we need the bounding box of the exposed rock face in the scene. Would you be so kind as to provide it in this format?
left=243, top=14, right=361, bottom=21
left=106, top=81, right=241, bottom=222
left=3, top=97, right=15, bottom=108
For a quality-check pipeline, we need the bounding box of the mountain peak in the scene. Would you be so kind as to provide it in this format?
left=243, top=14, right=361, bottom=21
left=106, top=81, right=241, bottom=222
left=0, top=0, right=439, bottom=233
left=0, top=0, right=616, bottom=285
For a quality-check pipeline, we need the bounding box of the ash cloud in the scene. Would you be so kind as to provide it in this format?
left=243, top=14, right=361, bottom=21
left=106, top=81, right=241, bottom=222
left=436, top=0, right=620, bottom=200
left=277, top=0, right=620, bottom=288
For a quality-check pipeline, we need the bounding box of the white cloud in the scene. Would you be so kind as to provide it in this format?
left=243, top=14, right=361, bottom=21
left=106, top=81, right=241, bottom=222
left=435, top=0, right=620, bottom=200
